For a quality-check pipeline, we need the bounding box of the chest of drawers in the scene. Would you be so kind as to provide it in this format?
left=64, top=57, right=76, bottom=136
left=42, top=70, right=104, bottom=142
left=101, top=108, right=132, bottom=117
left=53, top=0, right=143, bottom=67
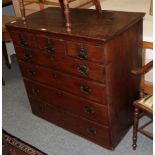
left=6, top=7, right=145, bottom=150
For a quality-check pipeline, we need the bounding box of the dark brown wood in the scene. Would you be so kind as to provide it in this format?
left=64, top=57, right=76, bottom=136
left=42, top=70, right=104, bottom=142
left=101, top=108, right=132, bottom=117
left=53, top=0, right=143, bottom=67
left=6, top=8, right=144, bottom=150
left=6, top=8, right=145, bottom=43
left=61, top=0, right=71, bottom=32
left=93, top=0, right=102, bottom=13
left=131, top=60, right=153, bottom=75
left=9, top=31, right=36, bottom=48
left=2, top=78, right=5, bottom=86
left=19, top=61, right=106, bottom=103
left=66, top=41, right=105, bottom=64
left=2, top=0, right=12, bottom=7
left=132, top=100, right=153, bottom=150
left=103, top=19, right=143, bottom=147
left=57, top=0, right=102, bottom=32
left=134, top=102, right=153, bottom=116
left=14, top=46, right=105, bottom=83
left=132, top=54, right=153, bottom=150
left=143, top=41, right=153, bottom=49
left=144, top=81, right=153, bottom=95
left=19, top=0, right=26, bottom=23
left=140, top=41, right=153, bottom=97
left=132, top=107, right=139, bottom=150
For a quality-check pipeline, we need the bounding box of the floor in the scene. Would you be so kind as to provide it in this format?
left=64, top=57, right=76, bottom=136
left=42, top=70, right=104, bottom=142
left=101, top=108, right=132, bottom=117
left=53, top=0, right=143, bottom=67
left=2, top=56, right=153, bottom=155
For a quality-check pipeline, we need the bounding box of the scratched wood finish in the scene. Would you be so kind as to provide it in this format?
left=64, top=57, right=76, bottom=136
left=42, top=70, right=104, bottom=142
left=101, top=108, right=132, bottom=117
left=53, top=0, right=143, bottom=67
left=6, top=7, right=144, bottom=150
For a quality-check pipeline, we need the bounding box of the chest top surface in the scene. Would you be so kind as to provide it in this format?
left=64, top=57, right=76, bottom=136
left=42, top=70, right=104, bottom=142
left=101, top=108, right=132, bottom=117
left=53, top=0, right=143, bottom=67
left=7, top=7, right=145, bottom=42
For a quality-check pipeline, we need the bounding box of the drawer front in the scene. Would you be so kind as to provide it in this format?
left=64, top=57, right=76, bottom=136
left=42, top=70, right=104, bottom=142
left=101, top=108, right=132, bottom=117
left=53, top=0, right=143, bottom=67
left=29, top=97, right=111, bottom=149
left=36, top=35, right=66, bottom=51
left=25, top=79, right=109, bottom=124
left=15, top=47, right=105, bottom=83
left=66, top=41, right=105, bottom=64
left=19, top=61, right=106, bottom=104
left=9, top=31, right=36, bottom=48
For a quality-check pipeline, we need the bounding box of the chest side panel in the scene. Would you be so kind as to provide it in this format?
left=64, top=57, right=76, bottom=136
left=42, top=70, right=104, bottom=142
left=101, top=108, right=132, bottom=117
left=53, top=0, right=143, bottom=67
left=104, top=20, right=143, bottom=147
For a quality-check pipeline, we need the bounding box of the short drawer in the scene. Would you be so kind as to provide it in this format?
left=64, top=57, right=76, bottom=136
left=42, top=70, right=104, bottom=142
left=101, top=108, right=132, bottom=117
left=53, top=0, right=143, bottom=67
left=15, top=47, right=105, bottom=83
left=29, top=97, right=111, bottom=149
left=19, top=61, right=106, bottom=104
left=9, top=31, right=36, bottom=48
left=36, top=35, right=66, bottom=51
left=66, top=41, right=105, bottom=64
left=25, top=79, right=109, bottom=124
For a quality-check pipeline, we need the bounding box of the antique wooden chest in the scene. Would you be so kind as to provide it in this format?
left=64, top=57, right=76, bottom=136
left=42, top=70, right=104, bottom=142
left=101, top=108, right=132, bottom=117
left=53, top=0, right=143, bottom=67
left=6, top=7, right=145, bottom=150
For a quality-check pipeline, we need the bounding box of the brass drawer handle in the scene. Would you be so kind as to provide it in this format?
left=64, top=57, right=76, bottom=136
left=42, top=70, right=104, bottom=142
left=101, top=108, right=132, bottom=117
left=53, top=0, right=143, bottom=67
left=27, top=68, right=36, bottom=76
left=77, top=65, right=89, bottom=74
left=80, top=85, right=92, bottom=94
left=45, top=41, right=55, bottom=54
left=32, top=88, right=39, bottom=94
left=83, top=106, right=95, bottom=114
left=24, top=52, right=32, bottom=60
left=19, top=34, right=27, bottom=47
left=77, top=48, right=88, bottom=60
left=86, top=127, right=96, bottom=135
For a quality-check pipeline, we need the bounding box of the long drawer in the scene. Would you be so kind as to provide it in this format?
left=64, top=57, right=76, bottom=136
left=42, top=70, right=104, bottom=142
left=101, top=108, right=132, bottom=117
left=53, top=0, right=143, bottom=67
left=19, top=61, right=106, bottom=104
left=24, top=79, right=109, bottom=124
left=15, top=46, right=105, bottom=83
left=29, top=97, right=112, bottom=149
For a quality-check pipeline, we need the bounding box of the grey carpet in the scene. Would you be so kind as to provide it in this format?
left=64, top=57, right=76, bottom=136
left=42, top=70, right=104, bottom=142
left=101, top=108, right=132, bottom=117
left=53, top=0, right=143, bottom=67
left=2, top=56, right=153, bottom=155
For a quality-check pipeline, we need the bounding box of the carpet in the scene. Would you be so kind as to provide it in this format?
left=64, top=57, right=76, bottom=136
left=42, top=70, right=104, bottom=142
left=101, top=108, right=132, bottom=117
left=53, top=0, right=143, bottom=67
left=3, top=130, right=47, bottom=155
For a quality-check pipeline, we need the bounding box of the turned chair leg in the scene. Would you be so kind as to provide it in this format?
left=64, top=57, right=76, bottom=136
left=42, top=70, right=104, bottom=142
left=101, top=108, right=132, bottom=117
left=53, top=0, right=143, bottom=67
left=132, top=107, right=139, bottom=150
left=59, top=0, right=71, bottom=32
left=19, top=0, right=26, bottom=23
left=38, top=0, right=45, bottom=10
left=59, top=0, right=64, bottom=12
left=93, top=0, right=102, bottom=13
left=2, top=41, right=11, bottom=69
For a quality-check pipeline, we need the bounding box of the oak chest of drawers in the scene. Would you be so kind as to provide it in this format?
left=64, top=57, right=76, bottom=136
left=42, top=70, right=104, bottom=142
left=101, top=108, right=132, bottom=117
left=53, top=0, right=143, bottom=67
left=6, top=7, right=145, bottom=150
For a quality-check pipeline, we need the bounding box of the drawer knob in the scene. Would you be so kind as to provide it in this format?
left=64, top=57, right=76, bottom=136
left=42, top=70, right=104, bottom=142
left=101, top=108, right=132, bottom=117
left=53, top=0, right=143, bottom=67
left=27, top=69, right=36, bottom=76
left=45, top=42, right=55, bottom=54
left=77, top=48, right=88, bottom=60
left=19, top=34, right=27, bottom=47
left=86, top=127, right=96, bottom=135
left=83, top=106, right=95, bottom=114
left=24, top=52, right=32, bottom=60
left=32, top=88, right=39, bottom=94
left=77, top=65, right=89, bottom=74
left=80, top=85, right=92, bottom=94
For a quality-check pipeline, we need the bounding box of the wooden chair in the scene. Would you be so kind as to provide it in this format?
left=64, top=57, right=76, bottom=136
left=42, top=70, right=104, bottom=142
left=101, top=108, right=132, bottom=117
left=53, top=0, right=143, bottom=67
left=19, top=0, right=102, bottom=31
left=131, top=60, right=153, bottom=150
left=142, top=41, right=153, bottom=95
left=2, top=15, right=18, bottom=85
